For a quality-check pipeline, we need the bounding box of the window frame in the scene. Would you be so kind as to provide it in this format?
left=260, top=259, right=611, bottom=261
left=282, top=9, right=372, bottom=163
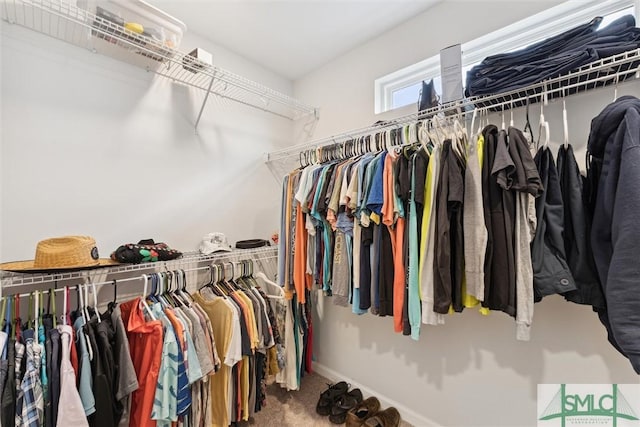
left=374, top=0, right=639, bottom=114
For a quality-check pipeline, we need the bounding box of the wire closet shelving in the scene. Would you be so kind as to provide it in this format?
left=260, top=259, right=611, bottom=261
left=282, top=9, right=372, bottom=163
left=265, top=47, right=640, bottom=166
left=0, top=246, right=279, bottom=297
left=1, top=0, right=318, bottom=127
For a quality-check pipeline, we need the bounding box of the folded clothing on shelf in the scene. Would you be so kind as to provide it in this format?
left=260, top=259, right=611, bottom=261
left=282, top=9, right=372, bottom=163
left=111, top=239, right=182, bottom=263
left=465, top=15, right=640, bottom=99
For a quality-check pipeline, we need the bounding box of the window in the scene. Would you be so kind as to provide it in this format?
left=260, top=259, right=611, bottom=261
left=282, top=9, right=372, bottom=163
left=374, top=0, right=638, bottom=114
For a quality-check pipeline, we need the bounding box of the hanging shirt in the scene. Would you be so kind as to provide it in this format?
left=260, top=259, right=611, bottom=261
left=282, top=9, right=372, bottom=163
left=119, top=298, right=163, bottom=427
left=56, top=325, right=88, bottom=427
left=192, top=293, right=235, bottom=427
left=163, top=308, right=192, bottom=416
left=419, top=144, right=445, bottom=326
left=463, top=134, right=489, bottom=302
left=73, top=316, right=95, bottom=416
left=16, top=329, right=43, bottom=427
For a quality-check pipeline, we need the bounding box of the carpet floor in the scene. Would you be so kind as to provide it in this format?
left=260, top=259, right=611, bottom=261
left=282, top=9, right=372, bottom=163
left=238, top=371, right=414, bottom=427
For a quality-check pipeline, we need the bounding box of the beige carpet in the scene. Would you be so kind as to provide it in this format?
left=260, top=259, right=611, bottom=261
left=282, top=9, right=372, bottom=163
left=238, top=371, right=414, bottom=427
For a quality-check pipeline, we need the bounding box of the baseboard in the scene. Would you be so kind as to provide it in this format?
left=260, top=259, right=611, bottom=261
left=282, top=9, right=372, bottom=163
left=312, top=363, right=443, bottom=427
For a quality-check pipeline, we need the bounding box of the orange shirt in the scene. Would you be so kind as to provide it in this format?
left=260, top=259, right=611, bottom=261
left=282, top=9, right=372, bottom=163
left=293, top=201, right=308, bottom=303
left=382, top=154, right=396, bottom=227
left=392, top=217, right=406, bottom=333
left=164, top=307, right=186, bottom=357
left=119, top=298, right=163, bottom=427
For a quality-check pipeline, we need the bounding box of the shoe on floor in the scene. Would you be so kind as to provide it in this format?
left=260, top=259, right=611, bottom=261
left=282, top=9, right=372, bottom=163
left=363, top=406, right=401, bottom=427
left=329, top=388, right=363, bottom=424
left=345, top=396, right=380, bottom=427
left=316, top=381, right=349, bottom=416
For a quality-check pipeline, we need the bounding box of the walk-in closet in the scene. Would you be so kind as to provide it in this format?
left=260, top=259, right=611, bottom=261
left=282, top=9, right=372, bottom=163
left=1, top=0, right=639, bottom=426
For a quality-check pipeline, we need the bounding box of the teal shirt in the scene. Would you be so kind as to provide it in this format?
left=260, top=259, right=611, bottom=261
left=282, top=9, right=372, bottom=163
left=408, top=154, right=422, bottom=340
left=151, top=303, right=179, bottom=425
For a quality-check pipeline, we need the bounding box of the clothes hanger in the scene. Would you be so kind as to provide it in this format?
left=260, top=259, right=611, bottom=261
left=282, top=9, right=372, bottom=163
left=12, top=294, right=19, bottom=341
left=1, top=297, right=7, bottom=334
left=160, top=271, right=175, bottom=308
left=156, top=271, right=169, bottom=307
left=469, top=107, right=478, bottom=139
left=509, top=101, right=515, bottom=128
left=141, top=274, right=157, bottom=321
left=176, top=269, right=194, bottom=305
left=204, top=265, right=227, bottom=298
left=562, top=88, right=569, bottom=149
left=77, top=284, right=94, bottom=361
left=501, top=103, right=506, bottom=130
left=613, top=73, right=619, bottom=102
left=77, top=284, right=88, bottom=325
left=90, top=280, right=101, bottom=323
left=537, top=86, right=550, bottom=150
left=26, top=292, right=33, bottom=331
left=83, top=282, right=92, bottom=322
left=164, top=270, right=182, bottom=307
left=255, top=271, right=285, bottom=299
left=33, top=290, right=39, bottom=346
left=38, top=290, right=44, bottom=326
left=523, top=96, right=534, bottom=145
left=47, top=286, right=57, bottom=328
left=452, top=117, right=468, bottom=164
left=107, top=280, right=118, bottom=312
left=0, top=297, right=8, bottom=359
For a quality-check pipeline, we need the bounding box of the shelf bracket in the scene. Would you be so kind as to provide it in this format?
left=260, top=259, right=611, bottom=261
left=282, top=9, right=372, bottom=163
left=195, top=70, right=217, bottom=134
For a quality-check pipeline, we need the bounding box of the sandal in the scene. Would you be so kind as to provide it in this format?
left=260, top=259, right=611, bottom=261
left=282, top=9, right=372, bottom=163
left=316, top=381, right=349, bottom=416
left=329, top=388, right=363, bottom=424
left=346, top=397, right=381, bottom=427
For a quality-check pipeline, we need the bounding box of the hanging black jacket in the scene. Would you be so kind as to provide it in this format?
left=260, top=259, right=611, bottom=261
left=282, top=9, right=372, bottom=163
left=482, top=126, right=516, bottom=315
left=587, top=95, right=640, bottom=375
left=531, top=146, right=577, bottom=301
left=556, top=144, right=605, bottom=309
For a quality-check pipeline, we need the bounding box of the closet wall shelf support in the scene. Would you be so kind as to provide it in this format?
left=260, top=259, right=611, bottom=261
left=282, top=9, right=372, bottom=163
left=265, top=47, right=640, bottom=164
left=194, top=70, right=217, bottom=133
left=1, top=0, right=318, bottom=122
left=0, top=246, right=278, bottom=290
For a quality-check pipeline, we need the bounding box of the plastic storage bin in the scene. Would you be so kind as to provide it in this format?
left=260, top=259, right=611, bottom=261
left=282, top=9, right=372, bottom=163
left=76, top=0, right=186, bottom=70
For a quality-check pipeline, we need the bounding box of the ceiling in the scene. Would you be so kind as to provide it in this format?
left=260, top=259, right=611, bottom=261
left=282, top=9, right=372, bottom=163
left=157, top=1, right=440, bottom=80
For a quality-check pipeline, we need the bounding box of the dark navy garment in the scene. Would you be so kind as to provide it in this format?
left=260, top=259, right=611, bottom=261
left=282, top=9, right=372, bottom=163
left=557, top=144, right=605, bottom=309
left=1, top=339, right=16, bottom=427
left=48, top=327, right=61, bottom=427
left=467, top=15, right=640, bottom=98
left=85, top=319, right=115, bottom=427
left=587, top=96, right=640, bottom=374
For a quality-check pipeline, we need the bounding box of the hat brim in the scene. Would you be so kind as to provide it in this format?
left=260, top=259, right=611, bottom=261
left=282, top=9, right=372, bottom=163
left=200, top=246, right=233, bottom=255
left=0, top=258, right=121, bottom=273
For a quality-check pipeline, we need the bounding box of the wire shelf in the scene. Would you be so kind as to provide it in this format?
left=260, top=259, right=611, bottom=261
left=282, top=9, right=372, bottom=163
left=1, top=0, right=318, bottom=122
left=265, top=48, right=640, bottom=164
left=0, top=246, right=278, bottom=289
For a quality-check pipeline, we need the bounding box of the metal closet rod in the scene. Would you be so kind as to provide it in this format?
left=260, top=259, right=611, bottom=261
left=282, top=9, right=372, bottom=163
left=0, top=247, right=279, bottom=289
left=1, top=256, right=278, bottom=298
left=2, top=267, right=202, bottom=299
left=266, top=47, right=640, bottom=163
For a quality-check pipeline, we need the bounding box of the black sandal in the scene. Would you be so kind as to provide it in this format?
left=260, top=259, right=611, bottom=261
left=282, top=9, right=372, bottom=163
left=329, top=388, right=363, bottom=424
left=316, top=381, right=349, bottom=416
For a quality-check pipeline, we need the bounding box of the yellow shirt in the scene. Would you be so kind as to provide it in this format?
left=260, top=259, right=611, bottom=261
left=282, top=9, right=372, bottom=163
left=192, top=293, right=234, bottom=427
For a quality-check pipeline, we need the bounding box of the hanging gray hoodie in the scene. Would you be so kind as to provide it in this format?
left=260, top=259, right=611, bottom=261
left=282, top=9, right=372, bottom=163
left=587, top=95, right=640, bottom=375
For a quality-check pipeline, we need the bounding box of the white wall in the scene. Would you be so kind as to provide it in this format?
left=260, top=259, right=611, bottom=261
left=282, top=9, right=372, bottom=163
left=0, top=19, right=292, bottom=262
left=294, top=1, right=640, bottom=426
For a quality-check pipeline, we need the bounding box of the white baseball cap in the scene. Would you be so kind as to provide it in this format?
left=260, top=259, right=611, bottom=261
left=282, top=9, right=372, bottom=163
left=199, top=232, right=232, bottom=255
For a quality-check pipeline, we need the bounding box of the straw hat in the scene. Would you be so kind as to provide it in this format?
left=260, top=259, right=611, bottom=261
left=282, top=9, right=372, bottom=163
left=0, top=236, right=119, bottom=272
